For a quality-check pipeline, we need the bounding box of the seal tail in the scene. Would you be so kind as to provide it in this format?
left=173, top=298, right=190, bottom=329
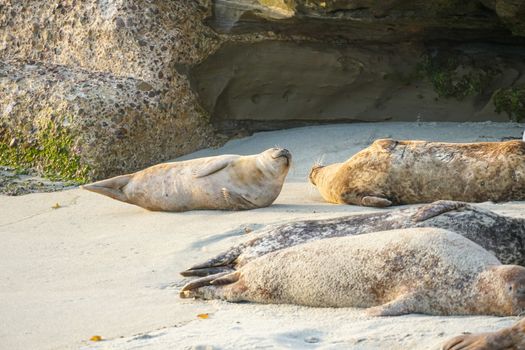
left=180, top=271, right=240, bottom=299
left=180, top=249, right=242, bottom=277
left=81, top=174, right=132, bottom=203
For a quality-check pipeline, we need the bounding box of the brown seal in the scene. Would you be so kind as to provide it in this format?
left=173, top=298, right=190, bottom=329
left=82, top=148, right=291, bottom=211
left=180, top=228, right=525, bottom=317
left=181, top=200, right=525, bottom=277
left=442, top=318, right=525, bottom=350
left=309, top=139, right=525, bottom=207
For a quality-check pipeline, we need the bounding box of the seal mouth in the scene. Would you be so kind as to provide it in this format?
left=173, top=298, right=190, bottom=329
left=272, top=149, right=292, bottom=166
left=308, top=164, right=325, bottom=185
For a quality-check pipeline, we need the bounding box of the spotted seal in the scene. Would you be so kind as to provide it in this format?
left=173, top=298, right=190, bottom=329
left=309, top=139, right=525, bottom=207
left=82, top=148, right=291, bottom=211
left=180, top=228, right=525, bottom=316
left=443, top=317, right=525, bottom=350
left=181, top=201, right=525, bottom=277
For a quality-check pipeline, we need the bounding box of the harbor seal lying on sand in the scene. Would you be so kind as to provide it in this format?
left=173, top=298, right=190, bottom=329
left=82, top=148, right=291, bottom=211
left=443, top=318, right=525, bottom=350
left=181, top=228, right=525, bottom=316
left=181, top=200, right=525, bottom=277
left=309, top=139, right=525, bottom=207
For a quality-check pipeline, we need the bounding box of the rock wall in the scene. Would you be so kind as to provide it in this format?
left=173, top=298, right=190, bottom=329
left=1, top=0, right=524, bottom=180
left=193, top=0, right=525, bottom=133
left=0, top=0, right=220, bottom=180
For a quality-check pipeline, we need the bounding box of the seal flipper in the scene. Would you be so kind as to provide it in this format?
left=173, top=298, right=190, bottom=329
left=180, top=246, right=243, bottom=277
left=192, top=157, right=234, bottom=178
left=81, top=174, right=132, bottom=203
left=441, top=334, right=482, bottom=350
left=222, top=188, right=258, bottom=210
left=365, top=293, right=422, bottom=316
left=361, top=196, right=392, bottom=208
left=412, top=200, right=467, bottom=222
left=180, top=271, right=241, bottom=300
left=180, top=266, right=235, bottom=277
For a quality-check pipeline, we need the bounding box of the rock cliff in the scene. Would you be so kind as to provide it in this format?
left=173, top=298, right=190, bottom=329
left=1, top=0, right=524, bottom=180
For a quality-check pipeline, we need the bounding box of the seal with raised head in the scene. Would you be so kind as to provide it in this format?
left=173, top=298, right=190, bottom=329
left=181, top=200, right=525, bottom=277
left=309, top=139, right=525, bottom=207
left=181, top=228, right=525, bottom=316
left=443, top=317, right=525, bottom=350
left=82, top=148, right=291, bottom=211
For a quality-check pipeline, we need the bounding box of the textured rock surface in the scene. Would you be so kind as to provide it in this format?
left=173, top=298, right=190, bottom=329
left=1, top=0, right=525, bottom=180
left=193, top=0, right=525, bottom=133
left=0, top=0, right=219, bottom=180
left=191, top=40, right=525, bottom=132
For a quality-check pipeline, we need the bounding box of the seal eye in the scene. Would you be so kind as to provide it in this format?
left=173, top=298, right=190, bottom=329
left=509, top=286, right=513, bottom=292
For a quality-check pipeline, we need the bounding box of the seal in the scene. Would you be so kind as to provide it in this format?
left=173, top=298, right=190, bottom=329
left=81, top=148, right=291, bottom=211
left=309, top=139, right=525, bottom=207
left=442, top=318, right=525, bottom=350
left=181, top=200, right=525, bottom=277
left=180, top=228, right=525, bottom=316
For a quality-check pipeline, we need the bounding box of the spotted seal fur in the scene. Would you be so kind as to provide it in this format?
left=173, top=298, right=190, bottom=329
left=181, top=201, right=525, bottom=277
left=309, top=139, right=525, bottom=207
left=181, top=228, right=525, bottom=317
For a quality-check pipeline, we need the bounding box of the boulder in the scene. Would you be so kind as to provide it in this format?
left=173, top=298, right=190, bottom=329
left=0, top=0, right=524, bottom=180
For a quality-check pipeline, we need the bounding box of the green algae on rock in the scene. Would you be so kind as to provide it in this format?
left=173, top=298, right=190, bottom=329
left=0, top=119, right=89, bottom=183
left=494, top=86, right=525, bottom=122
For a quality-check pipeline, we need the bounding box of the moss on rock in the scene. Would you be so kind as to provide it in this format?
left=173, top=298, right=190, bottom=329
left=418, top=54, right=498, bottom=101
left=493, top=86, right=525, bottom=122
left=0, top=119, right=89, bottom=183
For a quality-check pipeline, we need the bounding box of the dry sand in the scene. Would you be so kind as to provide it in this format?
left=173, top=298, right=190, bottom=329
left=1, top=122, right=524, bottom=350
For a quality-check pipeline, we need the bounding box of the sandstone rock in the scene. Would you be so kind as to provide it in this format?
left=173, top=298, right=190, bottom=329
left=0, top=0, right=524, bottom=181
left=0, top=0, right=220, bottom=180
left=0, top=60, right=215, bottom=179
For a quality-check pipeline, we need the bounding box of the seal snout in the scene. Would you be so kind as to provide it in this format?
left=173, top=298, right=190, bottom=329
left=308, top=164, right=325, bottom=185
left=271, top=148, right=292, bottom=166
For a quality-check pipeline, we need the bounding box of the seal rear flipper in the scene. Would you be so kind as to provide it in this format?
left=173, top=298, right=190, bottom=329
left=180, top=266, right=235, bottom=277
left=180, top=248, right=242, bottom=277
left=81, top=174, right=132, bottom=203
left=365, top=293, right=422, bottom=316
left=412, top=200, right=468, bottom=222
left=180, top=271, right=240, bottom=300
left=361, top=196, right=392, bottom=208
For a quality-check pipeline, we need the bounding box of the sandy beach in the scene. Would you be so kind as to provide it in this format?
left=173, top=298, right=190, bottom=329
left=1, top=122, right=524, bottom=350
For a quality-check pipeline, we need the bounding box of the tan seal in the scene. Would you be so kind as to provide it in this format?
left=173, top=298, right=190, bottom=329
left=180, top=228, right=525, bottom=317
left=82, top=148, right=291, bottom=211
left=181, top=200, right=525, bottom=277
left=309, top=139, right=525, bottom=207
left=442, top=318, right=525, bottom=350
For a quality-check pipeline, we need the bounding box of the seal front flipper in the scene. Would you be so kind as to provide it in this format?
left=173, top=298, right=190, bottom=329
left=192, top=157, right=235, bottom=178
left=222, top=188, right=258, bottom=210
left=81, top=174, right=132, bottom=203
left=412, top=200, right=468, bottom=222
left=361, top=196, right=392, bottom=208
left=365, top=293, right=422, bottom=316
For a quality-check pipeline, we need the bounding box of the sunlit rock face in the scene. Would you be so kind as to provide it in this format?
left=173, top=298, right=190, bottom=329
left=0, top=0, right=524, bottom=179
left=0, top=0, right=219, bottom=179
